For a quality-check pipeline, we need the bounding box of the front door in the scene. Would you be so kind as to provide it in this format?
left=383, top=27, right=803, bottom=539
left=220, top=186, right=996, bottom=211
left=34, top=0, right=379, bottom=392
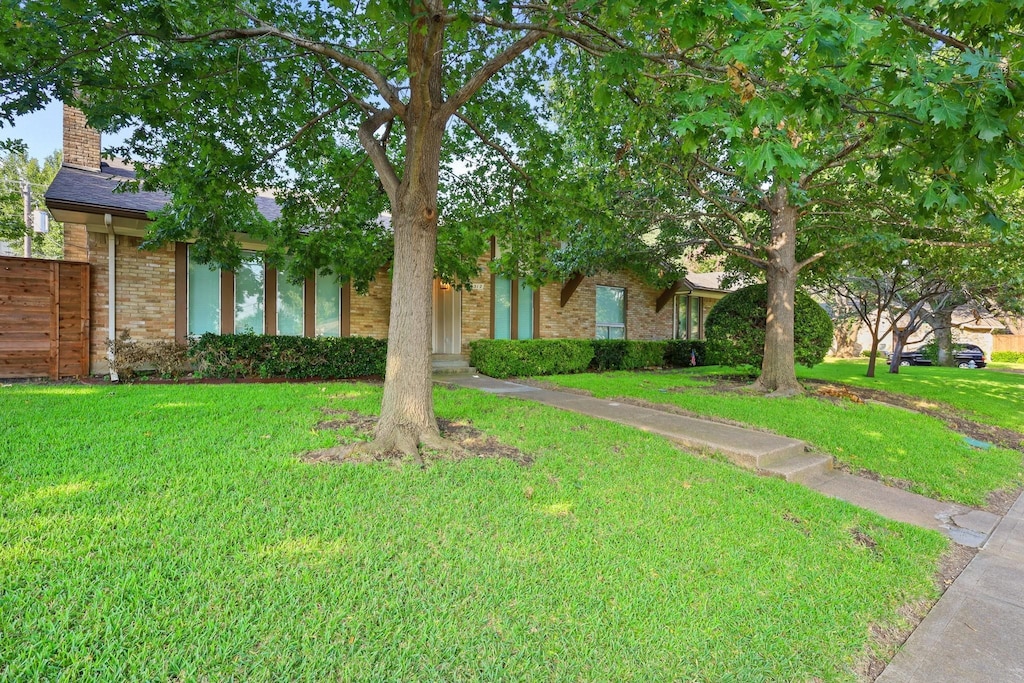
left=432, top=280, right=462, bottom=354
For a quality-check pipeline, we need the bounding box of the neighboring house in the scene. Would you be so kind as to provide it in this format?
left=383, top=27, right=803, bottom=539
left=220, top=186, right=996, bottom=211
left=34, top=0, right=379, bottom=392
left=851, top=306, right=1005, bottom=358
left=46, top=106, right=730, bottom=374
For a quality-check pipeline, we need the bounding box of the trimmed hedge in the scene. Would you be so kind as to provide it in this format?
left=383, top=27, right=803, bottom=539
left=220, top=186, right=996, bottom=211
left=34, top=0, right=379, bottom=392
left=591, top=340, right=668, bottom=371
left=189, top=333, right=387, bottom=379
left=992, top=351, right=1024, bottom=363
left=469, top=339, right=594, bottom=378
left=704, top=284, right=833, bottom=368
left=664, top=339, right=708, bottom=367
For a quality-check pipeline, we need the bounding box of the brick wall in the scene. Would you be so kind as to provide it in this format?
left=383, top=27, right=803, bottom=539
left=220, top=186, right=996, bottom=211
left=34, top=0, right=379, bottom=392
left=541, top=271, right=674, bottom=341
left=63, top=105, right=101, bottom=171
left=348, top=269, right=392, bottom=337
left=63, top=222, right=88, bottom=261
left=88, top=232, right=176, bottom=371
left=459, top=255, right=492, bottom=352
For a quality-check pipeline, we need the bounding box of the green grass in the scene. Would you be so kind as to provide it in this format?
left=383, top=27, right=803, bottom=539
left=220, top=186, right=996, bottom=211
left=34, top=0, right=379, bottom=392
left=989, top=361, right=1024, bottom=373
left=539, top=370, right=1023, bottom=506
left=1, top=382, right=945, bottom=681
left=798, top=359, right=1024, bottom=433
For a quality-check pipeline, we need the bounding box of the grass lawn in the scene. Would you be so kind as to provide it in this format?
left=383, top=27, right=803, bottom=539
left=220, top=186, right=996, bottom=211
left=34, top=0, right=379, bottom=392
left=538, top=370, right=1023, bottom=506
left=798, top=359, right=1024, bottom=433
left=0, top=382, right=946, bottom=681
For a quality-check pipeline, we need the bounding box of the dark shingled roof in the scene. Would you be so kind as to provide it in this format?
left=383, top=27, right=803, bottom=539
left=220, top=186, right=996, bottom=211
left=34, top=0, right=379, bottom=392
left=45, top=162, right=282, bottom=221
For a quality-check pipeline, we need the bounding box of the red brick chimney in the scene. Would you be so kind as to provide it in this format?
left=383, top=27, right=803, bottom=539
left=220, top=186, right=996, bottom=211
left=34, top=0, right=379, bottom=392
left=62, top=104, right=101, bottom=171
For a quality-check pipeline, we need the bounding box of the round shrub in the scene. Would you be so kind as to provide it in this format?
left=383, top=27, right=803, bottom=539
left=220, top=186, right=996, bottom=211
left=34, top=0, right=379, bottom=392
left=704, top=284, right=833, bottom=368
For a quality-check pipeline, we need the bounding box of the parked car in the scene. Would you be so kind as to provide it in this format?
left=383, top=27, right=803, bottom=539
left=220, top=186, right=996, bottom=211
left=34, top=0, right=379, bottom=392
left=887, top=343, right=987, bottom=369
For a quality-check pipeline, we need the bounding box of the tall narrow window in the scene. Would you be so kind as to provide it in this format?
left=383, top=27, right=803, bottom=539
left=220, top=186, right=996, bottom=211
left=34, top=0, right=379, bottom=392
left=187, top=247, right=220, bottom=336
left=234, top=251, right=265, bottom=334
left=276, top=260, right=304, bottom=336
left=494, top=277, right=513, bottom=339
left=517, top=281, right=534, bottom=340
left=494, top=276, right=535, bottom=340
left=596, top=286, right=625, bottom=339
left=675, top=295, right=689, bottom=340
left=315, top=273, right=341, bottom=337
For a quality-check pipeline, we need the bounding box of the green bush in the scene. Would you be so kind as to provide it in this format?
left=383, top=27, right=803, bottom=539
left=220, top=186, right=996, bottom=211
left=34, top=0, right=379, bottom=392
left=591, top=340, right=668, bottom=371
left=704, top=284, right=833, bottom=368
left=992, top=351, right=1024, bottom=363
left=664, top=339, right=708, bottom=367
left=469, top=339, right=594, bottom=378
left=189, top=333, right=387, bottom=379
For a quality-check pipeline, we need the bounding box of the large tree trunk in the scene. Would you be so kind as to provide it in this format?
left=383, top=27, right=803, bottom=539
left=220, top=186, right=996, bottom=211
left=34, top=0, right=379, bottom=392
left=934, top=309, right=954, bottom=366
left=753, top=189, right=803, bottom=397
left=832, top=318, right=860, bottom=358
left=372, top=191, right=447, bottom=456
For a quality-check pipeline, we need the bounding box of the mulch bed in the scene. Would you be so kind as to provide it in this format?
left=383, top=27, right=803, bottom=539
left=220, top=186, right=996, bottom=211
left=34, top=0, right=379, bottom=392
left=303, top=410, right=532, bottom=467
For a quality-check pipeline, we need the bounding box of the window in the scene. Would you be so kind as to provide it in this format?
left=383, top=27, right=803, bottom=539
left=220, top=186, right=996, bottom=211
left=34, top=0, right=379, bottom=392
left=494, top=276, right=535, bottom=340
left=187, top=247, right=220, bottom=336
left=517, top=281, right=534, bottom=339
left=276, top=260, right=304, bottom=336
left=315, top=273, right=341, bottom=337
left=596, top=286, right=625, bottom=339
left=234, top=251, right=265, bottom=334
left=676, top=295, right=715, bottom=340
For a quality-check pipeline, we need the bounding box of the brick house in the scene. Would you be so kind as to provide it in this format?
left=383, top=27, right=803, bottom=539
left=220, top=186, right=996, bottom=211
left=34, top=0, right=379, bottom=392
left=45, top=106, right=730, bottom=374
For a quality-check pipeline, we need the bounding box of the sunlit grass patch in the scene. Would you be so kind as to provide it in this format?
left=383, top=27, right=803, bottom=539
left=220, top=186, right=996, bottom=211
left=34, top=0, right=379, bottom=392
left=540, top=370, right=1022, bottom=506
left=0, top=381, right=947, bottom=680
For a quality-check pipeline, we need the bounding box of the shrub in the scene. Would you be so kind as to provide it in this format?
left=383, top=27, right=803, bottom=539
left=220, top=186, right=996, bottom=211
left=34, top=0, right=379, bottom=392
left=590, top=340, right=668, bottom=371
left=189, top=333, right=387, bottom=379
left=992, top=351, right=1024, bottom=363
left=704, top=284, right=833, bottom=368
left=469, top=339, right=594, bottom=378
left=664, top=339, right=708, bottom=367
left=145, top=340, right=192, bottom=378
left=106, top=331, right=150, bottom=381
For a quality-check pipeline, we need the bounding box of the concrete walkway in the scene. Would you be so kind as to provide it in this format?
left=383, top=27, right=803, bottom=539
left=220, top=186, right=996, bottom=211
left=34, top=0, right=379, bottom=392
left=878, top=491, right=1024, bottom=682
left=440, top=373, right=1024, bottom=681
left=441, top=374, right=996, bottom=545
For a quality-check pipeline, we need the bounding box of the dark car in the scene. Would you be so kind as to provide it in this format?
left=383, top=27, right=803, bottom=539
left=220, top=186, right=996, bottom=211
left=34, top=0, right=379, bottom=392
left=887, top=343, right=987, bottom=369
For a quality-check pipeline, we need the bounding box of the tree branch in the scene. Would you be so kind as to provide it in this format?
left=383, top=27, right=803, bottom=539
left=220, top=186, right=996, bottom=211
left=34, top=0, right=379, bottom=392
left=440, top=26, right=548, bottom=119
left=357, top=110, right=400, bottom=204
left=173, top=23, right=407, bottom=116
left=454, top=112, right=528, bottom=178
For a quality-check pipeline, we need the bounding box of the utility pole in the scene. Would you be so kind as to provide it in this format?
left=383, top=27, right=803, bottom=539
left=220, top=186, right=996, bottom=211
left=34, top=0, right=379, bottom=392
left=21, top=179, right=31, bottom=258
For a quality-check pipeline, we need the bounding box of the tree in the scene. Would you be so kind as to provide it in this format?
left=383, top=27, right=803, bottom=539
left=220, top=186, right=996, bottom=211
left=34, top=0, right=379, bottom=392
left=0, top=144, right=63, bottom=258
left=1, top=0, right=622, bottom=458
left=533, top=1, right=1024, bottom=395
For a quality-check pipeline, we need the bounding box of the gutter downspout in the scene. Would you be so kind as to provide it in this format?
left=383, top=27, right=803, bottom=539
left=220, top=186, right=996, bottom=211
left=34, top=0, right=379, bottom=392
left=105, top=213, right=119, bottom=382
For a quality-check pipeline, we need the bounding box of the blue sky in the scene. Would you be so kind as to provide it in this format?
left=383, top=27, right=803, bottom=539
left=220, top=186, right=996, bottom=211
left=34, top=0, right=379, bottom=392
left=3, top=100, right=130, bottom=161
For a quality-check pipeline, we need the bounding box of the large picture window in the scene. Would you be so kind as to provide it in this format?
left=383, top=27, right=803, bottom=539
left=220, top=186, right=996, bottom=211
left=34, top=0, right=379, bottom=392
left=187, top=247, right=220, bottom=336
left=276, top=260, right=304, bottom=336
left=234, top=251, right=265, bottom=334
left=315, top=273, right=341, bottom=337
left=596, top=286, right=625, bottom=339
left=494, top=276, right=535, bottom=340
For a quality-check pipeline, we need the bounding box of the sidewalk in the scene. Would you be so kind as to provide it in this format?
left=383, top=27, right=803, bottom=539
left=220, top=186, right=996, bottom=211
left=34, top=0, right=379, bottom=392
left=878, top=491, right=1024, bottom=682
left=440, top=373, right=1024, bottom=681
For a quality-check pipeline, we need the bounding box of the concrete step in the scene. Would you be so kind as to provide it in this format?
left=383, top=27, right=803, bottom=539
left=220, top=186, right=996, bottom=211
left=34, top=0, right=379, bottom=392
left=431, top=355, right=477, bottom=376
left=761, top=452, right=834, bottom=484
left=432, top=365, right=478, bottom=376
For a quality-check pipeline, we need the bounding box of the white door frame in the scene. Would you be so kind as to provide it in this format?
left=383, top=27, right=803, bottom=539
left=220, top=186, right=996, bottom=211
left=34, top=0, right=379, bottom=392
left=432, top=280, right=462, bottom=354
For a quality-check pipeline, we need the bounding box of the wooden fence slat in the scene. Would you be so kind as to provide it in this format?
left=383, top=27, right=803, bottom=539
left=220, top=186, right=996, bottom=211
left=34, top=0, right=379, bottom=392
left=0, top=256, right=89, bottom=378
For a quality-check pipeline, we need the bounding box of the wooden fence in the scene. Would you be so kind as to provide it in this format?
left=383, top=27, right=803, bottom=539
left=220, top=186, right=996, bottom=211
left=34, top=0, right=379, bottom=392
left=993, top=335, right=1024, bottom=354
left=0, top=256, right=90, bottom=379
